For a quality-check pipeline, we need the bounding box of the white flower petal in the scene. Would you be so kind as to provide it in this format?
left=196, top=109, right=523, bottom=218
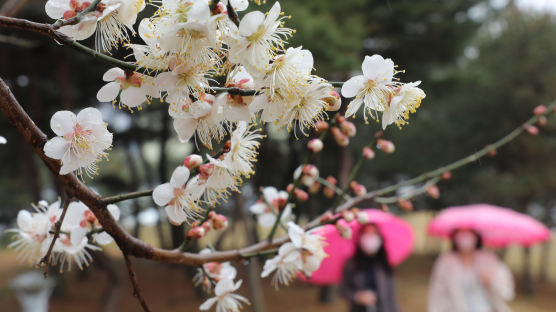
left=199, top=298, right=217, bottom=311
left=76, top=107, right=104, bottom=129
left=50, top=110, right=76, bottom=136
left=107, top=204, right=120, bottom=221
left=93, top=232, right=114, bottom=245
left=239, top=11, right=265, bottom=36
left=173, top=118, right=197, bottom=143
left=97, top=82, right=121, bottom=102
left=341, top=75, right=367, bottom=98
left=103, top=67, right=125, bottom=82
left=153, top=183, right=174, bottom=206
left=165, top=206, right=186, bottom=225
left=120, top=87, right=147, bottom=107
left=170, top=166, right=190, bottom=188
left=45, top=0, right=68, bottom=19
left=44, top=137, right=70, bottom=160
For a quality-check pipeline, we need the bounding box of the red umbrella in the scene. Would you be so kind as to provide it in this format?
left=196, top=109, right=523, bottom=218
left=427, top=204, right=551, bottom=247
left=301, top=209, right=414, bottom=285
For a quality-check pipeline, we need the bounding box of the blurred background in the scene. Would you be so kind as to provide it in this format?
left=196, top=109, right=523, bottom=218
left=1, top=0, right=556, bottom=311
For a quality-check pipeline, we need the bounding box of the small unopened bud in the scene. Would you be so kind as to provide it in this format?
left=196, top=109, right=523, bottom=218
left=533, top=105, right=547, bottom=115
left=441, top=171, right=452, bottom=180
left=315, top=121, right=329, bottom=133
left=187, top=226, right=205, bottom=239
left=211, top=214, right=228, bottom=230
left=307, top=138, right=324, bottom=153
left=380, top=204, right=389, bottom=212
left=208, top=211, right=216, bottom=219
left=294, top=189, right=309, bottom=202
left=202, top=221, right=211, bottom=232
left=349, top=181, right=367, bottom=196
left=538, top=116, right=548, bottom=127
left=335, top=115, right=346, bottom=124
left=426, top=185, right=440, bottom=199
left=488, top=149, right=497, bottom=157
left=332, top=127, right=349, bottom=146
left=356, top=211, right=369, bottom=224
left=320, top=211, right=334, bottom=223
left=326, top=176, right=337, bottom=185
left=302, top=164, right=319, bottom=178
left=336, top=222, right=353, bottom=239
left=398, top=198, right=414, bottom=211
left=184, top=155, right=203, bottom=170
left=340, top=121, right=357, bottom=137
left=377, top=139, right=395, bottom=154
left=324, top=90, right=342, bottom=111
left=323, top=187, right=335, bottom=198
left=524, top=125, right=539, bottom=136
left=199, top=163, right=215, bottom=179
left=362, top=147, right=375, bottom=159
left=341, top=210, right=355, bottom=222
left=286, top=184, right=294, bottom=193
left=309, top=182, right=322, bottom=194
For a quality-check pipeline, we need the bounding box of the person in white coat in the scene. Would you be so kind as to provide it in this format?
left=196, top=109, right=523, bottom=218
left=427, top=229, right=515, bottom=312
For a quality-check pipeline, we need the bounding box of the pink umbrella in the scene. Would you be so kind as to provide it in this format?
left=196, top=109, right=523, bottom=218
left=301, top=209, right=414, bottom=285
left=427, top=204, right=551, bottom=248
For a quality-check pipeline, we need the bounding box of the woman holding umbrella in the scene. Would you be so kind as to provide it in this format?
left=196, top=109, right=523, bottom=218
left=341, top=223, right=399, bottom=312
left=427, top=204, right=551, bottom=312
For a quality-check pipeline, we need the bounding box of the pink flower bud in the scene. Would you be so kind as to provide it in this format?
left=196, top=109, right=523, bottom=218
left=286, top=184, right=294, bottom=193
left=323, top=187, right=335, bottom=198
left=202, top=221, right=211, bottom=232
left=524, top=125, right=539, bottom=136
left=488, top=149, right=497, bottom=157
left=356, top=212, right=369, bottom=224
left=199, top=163, right=214, bottom=179
left=326, top=176, right=337, bottom=185
left=376, top=139, right=395, bottom=154
left=538, top=116, right=548, bottom=127
left=315, top=121, right=329, bottom=133
left=349, top=181, right=367, bottom=196
left=307, top=138, right=324, bottom=153
left=398, top=198, right=414, bottom=211
left=362, top=147, right=375, bottom=160
left=302, top=164, right=319, bottom=178
left=340, top=121, right=357, bottom=137
left=336, top=222, right=353, bottom=239
left=320, top=211, right=334, bottom=223
left=380, top=204, right=389, bottom=212
left=441, top=171, right=452, bottom=180
left=212, top=214, right=228, bottom=230
left=184, top=154, right=203, bottom=170
left=309, top=182, right=322, bottom=194
left=533, top=105, right=547, bottom=115
left=336, top=115, right=346, bottom=124
left=187, top=226, right=205, bottom=239
left=341, top=210, right=355, bottom=222
left=294, top=189, right=309, bottom=202
left=332, top=127, right=349, bottom=146
left=426, top=185, right=440, bottom=199
left=324, top=90, right=342, bottom=111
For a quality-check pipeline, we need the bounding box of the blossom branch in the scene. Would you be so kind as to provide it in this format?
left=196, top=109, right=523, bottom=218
left=39, top=195, right=70, bottom=277
left=51, top=0, right=102, bottom=29
left=123, top=252, right=151, bottom=312
left=374, top=177, right=440, bottom=204
left=104, top=190, right=154, bottom=204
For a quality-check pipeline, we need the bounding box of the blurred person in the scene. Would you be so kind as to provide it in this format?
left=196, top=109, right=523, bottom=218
left=427, top=229, right=515, bottom=312
left=341, top=224, right=399, bottom=312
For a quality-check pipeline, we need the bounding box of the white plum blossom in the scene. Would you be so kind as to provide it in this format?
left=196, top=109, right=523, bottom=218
left=381, top=81, right=425, bottom=129
left=228, top=2, right=292, bottom=76
left=215, top=67, right=257, bottom=122
left=44, top=107, right=112, bottom=177
left=130, top=19, right=171, bottom=71
left=155, top=60, right=211, bottom=104
left=194, top=248, right=238, bottom=291
left=341, top=54, right=399, bottom=122
left=54, top=226, right=100, bottom=272
left=221, top=121, right=263, bottom=177
left=64, top=201, right=120, bottom=245
left=153, top=166, right=204, bottom=225
left=261, top=242, right=301, bottom=287
left=249, top=187, right=292, bottom=228
left=199, top=278, right=249, bottom=312
left=45, top=0, right=146, bottom=52
left=8, top=208, right=53, bottom=264
left=0, top=136, right=7, bottom=144
left=260, top=46, right=314, bottom=98
left=96, top=67, right=157, bottom=110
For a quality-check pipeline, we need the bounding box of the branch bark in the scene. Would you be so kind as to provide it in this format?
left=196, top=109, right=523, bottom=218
left=123, top=252, right=151, bottom=312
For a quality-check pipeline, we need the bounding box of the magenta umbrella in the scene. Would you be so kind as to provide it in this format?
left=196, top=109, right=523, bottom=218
left=427, top=204, right=551, bottom=248
left=301, top=209, right=414, bottom=285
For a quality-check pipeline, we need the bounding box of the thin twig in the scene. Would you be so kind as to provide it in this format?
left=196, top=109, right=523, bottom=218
left=123, top=252, right=151, bottom=312
left=104, top=189, right=154, bottom=204
left=39, top=195, right=70, bottom=277
left=52, top=0, right=102, bottom=29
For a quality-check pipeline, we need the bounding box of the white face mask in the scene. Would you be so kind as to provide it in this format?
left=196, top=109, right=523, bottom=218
left=454, top=232, right=478, bottom=252
left=360, top=234, right=382, bottom=255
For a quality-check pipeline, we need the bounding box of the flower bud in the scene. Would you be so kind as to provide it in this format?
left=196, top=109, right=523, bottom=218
left=349, top=181, right=367, bottom=196
left=356, top=211, right=369, bottom=224
left=398, top=198, right=414, bottom=211
left=362, top=147, right=375, bottom=159
left=208, top=211, right=216, bottom=219
left=340, top=121, right=356, bottom=137
left=326, top=176, right=337, bottom=185
left=488, top=149, right=497, bottom=157
left=376, top=139, right=395, bottom=154
left=211, top=214, right=228, bottom=230
left=426, top=185, right=440, bottom=199
left=335, top=115, right=346, bottom=124
left=202, top=221, right=211, bottom=233
left=323, top=187, right=335, bottom=198
left=302, top=164, right=319, bottom=178
left=534, top=105, right=547, bottom=115
left=341, top=210, right=355, bottom=222
left=336, top=222, right=353, bottom=239
left=524, top=125, right=539, bottom=136
left=307, top=138, right=323, bottom=153
left=286, top=184, right=293, bottom=193
left=294, top=188, right=309, bottom=202
left=315, top=121, right=329, bottom=133
left=324, top=90, right=342, bottom=111
left=199, top=163, right=214, bottom=179
left=538, top=116, right=548, bottom=127
left=187, top=226, right=205, bottom=239
left=441, top=171, right=452, bottom=180
left=380, top=204, right=389, bottom=212
left=309, top=182, right=322, bottom=194
left=332, top=127, right=349, bottom=146
left=320, top=211, right=334, bottom=224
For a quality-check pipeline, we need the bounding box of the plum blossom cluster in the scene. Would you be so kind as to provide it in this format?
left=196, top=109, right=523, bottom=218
left=7, top=200, right=119, bottom=271
left=261, top=222, right=327, bottom=288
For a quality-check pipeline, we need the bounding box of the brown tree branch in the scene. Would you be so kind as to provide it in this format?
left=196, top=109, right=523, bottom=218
left=123, top=252, right=151, bottom=312
left=39, top=195, right=70, bottom=277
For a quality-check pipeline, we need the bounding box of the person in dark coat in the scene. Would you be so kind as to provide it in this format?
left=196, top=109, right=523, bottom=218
left=340, top=224, right=399, bottom=312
